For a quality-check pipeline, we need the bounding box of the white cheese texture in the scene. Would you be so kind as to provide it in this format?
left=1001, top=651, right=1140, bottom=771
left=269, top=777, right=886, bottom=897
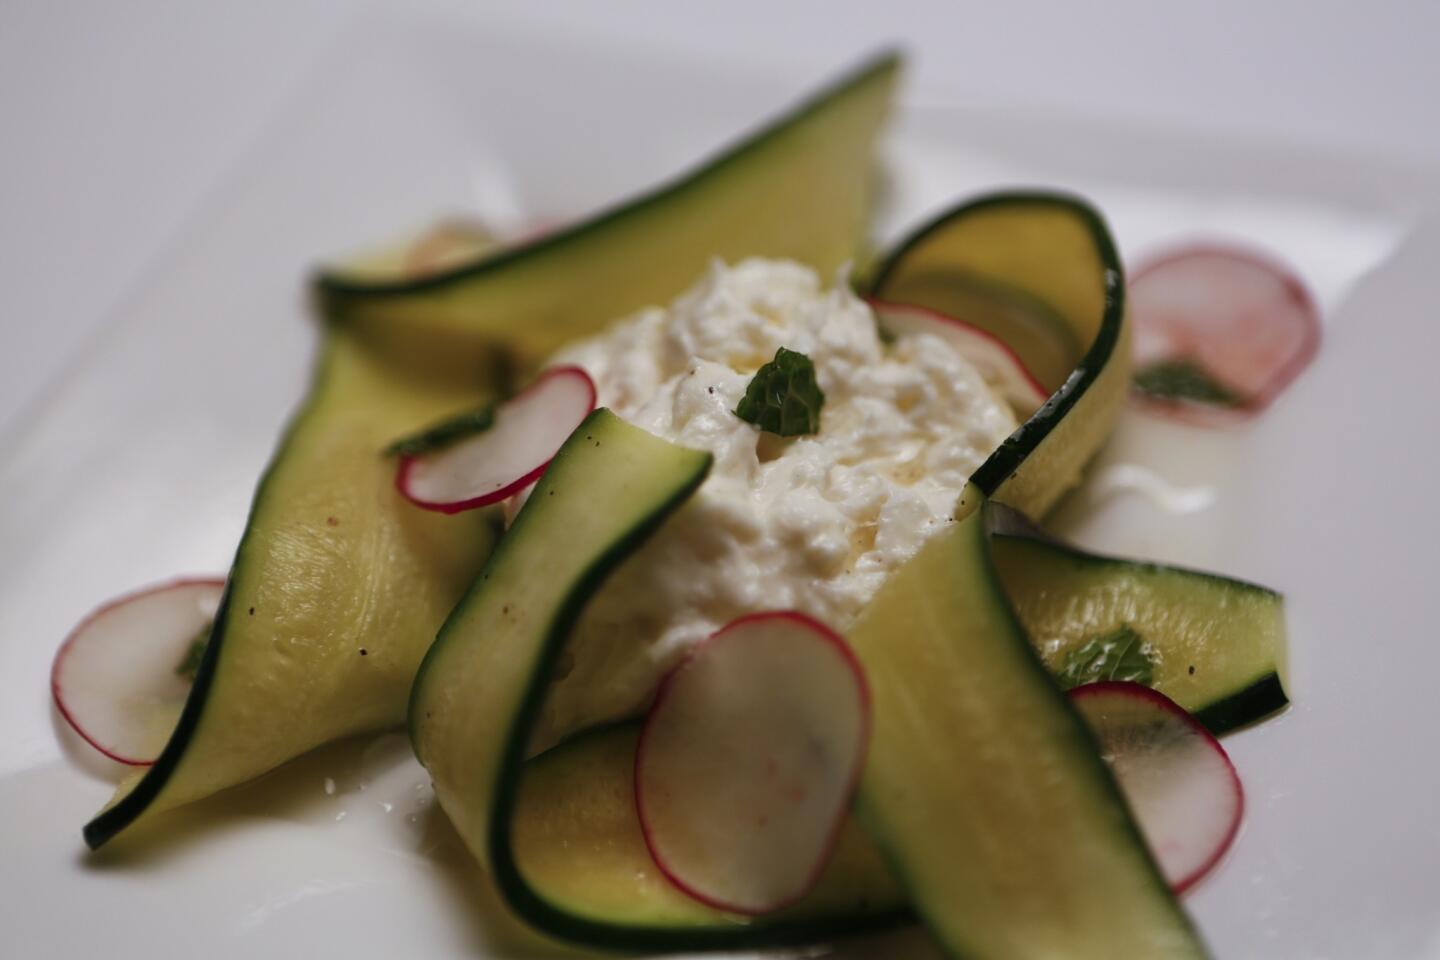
left=530, top=258, right=1018, bottom=751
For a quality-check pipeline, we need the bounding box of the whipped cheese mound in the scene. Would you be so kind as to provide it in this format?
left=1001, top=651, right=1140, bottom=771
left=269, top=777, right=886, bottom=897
left=531, top=258, right=1017, bottom=751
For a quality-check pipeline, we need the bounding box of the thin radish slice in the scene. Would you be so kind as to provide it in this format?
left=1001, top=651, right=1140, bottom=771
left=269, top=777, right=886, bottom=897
left=1129, top=243, right=1320, bottom=422
left=1069, top=681, right=1244, bottom=894
left=403, top=218, right=499, bottom=278
left=332, top=218, right=501, bottom=284
left=635, top=611, right=870, bottom=915
left=52, top=578, right=225, bottom=766
left=868, top=298, right=1050, bottom=417
left=396, top=365, right=596, bottom=514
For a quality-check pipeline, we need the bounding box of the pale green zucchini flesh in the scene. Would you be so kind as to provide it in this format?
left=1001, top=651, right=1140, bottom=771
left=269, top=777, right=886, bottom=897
left=316, top=52, right=902, bottom=366
left=87, top=50, right=904, bottom=849
left=84, top=328, right=502, bottom=849
left=412, top=412, right=908, bottom=950
left=995, top=534, right=1288, bottom=734
left=851, top=503, right=1208, bottom=959
left=868, top=192, right=1131, bottom=521
left=410, top=195, right=1266, bottom=953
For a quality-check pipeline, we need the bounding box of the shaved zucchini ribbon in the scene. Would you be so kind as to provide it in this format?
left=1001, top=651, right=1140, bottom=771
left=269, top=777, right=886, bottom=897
left=410, top=193, right=1288, bottom=951
left=82, top=48, right=901, bottom=851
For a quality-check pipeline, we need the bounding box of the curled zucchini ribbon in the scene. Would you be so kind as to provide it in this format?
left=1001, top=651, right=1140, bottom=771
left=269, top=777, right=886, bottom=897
left=411, top=194, right=1271, bottom=955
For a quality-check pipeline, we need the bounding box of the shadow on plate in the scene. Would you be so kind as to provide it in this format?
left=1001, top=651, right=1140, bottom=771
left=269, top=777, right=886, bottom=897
left=69, top=727, right=587, bottom=958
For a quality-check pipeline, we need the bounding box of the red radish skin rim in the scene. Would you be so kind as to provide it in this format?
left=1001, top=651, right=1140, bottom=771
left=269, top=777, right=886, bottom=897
left=1069, top=680, right=1245, bottom=895
left=1128, top=242, right=1322, bottom=423
left=864, top=298, right=1052, bottom=406
left=395, top=365, right=597, bottom=515
left=51, top=576, right=226, bottom=767
left=634, top=610, right=872, bottom=916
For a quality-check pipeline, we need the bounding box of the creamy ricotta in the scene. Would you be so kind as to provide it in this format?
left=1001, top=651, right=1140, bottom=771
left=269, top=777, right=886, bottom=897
left=530, top=258, right=1018, bottom=751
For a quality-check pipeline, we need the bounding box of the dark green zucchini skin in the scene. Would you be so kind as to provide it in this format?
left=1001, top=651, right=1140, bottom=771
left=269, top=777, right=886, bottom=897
left=992, top=531, right=1289, bottom=736
left=84, top=582, right=235, bottom=850
left=314, top=49, right=902, bottom=307
left=410, top=410, right=911, bottom=952
left=83, top=348, right=333, bottom=851
left=90, top=47, right=901, bottom=857
left=866, top=191, right=1126, bottom=507
left=85, top=329, right=501, bottom=851
left=492, top=858, right=909, bottom=954
left=483, top=419, right=722, bottom=949
left=411, top=194, right=1227, bottom=955
left=1193, top=674, right=1288, bottom=734
left=850, top=503, right=1207, bottom=959
left=871, top=194, right=1287, bottom=736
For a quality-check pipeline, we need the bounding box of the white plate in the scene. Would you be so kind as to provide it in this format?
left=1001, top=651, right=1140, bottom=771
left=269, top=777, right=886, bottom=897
left=4, top=9, right=1439, bottom=960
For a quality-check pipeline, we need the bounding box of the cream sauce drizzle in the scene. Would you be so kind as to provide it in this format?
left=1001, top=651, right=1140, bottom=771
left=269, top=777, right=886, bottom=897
left=1090, top=463, right=1216, bottom=515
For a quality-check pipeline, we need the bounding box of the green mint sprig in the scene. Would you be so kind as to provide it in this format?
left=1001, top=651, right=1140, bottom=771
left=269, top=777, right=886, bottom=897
left=734, top=347, right=825, bottom=437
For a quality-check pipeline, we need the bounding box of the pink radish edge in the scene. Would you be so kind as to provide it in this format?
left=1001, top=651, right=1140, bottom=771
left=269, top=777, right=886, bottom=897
left=633, top=610, right=872, bottom=915
left=51, top=576, right=226, bottom=766
left=1069, top=680, right=1245, bottom=894
left=395, top=365, right=597, bottom=515
left=865, top=297, right=1050, bottom=408
left=1129, top=241, right=1321, bottom=422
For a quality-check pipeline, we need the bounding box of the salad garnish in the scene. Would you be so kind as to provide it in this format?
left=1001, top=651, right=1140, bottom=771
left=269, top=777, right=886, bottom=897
left=1133, top=358, right=1247, bottom=408
left=172, top=630, right=210, bottom=683
left=1055, top=624, right=1156, bottom=689
left=734, top=346, right=825, bottom=437
left=383, top=404, right=496, bottom=458
left=1129, top=242, right=1321, bottom=422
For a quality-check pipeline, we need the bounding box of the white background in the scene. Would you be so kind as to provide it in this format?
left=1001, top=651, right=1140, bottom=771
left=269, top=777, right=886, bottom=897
left=2, top=0, right=1438, bottom=444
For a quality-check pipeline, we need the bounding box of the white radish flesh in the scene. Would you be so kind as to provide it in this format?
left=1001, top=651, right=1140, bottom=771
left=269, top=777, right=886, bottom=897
left=868, top=298, right=1050, bottom=417
left=396, top=365, right=596, bottom=514
left=1070, top=681, right=1244, bottom=893
left=634, top=611, right=870, bottom=915
left=51, top=578, right=224, bottom=765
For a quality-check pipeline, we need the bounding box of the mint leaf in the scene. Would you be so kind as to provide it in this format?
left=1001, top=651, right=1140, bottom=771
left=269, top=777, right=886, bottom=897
left=174, top=629, right=210, bottom=682
left=1056, top=625, right=1155, bottom=689
left=734, top=347, right=825, bottom=437
left=384, top=404, right=495, bottom=457
left=1133, top=359, right=1245, bottom=408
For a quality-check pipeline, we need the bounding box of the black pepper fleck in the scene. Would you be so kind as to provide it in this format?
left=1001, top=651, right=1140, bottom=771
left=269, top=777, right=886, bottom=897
left=248, top=607, right=255, bottom=616
left=1188, top=665, right=1196, bottom=675
left=359, top=648, right=368, bottom=656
